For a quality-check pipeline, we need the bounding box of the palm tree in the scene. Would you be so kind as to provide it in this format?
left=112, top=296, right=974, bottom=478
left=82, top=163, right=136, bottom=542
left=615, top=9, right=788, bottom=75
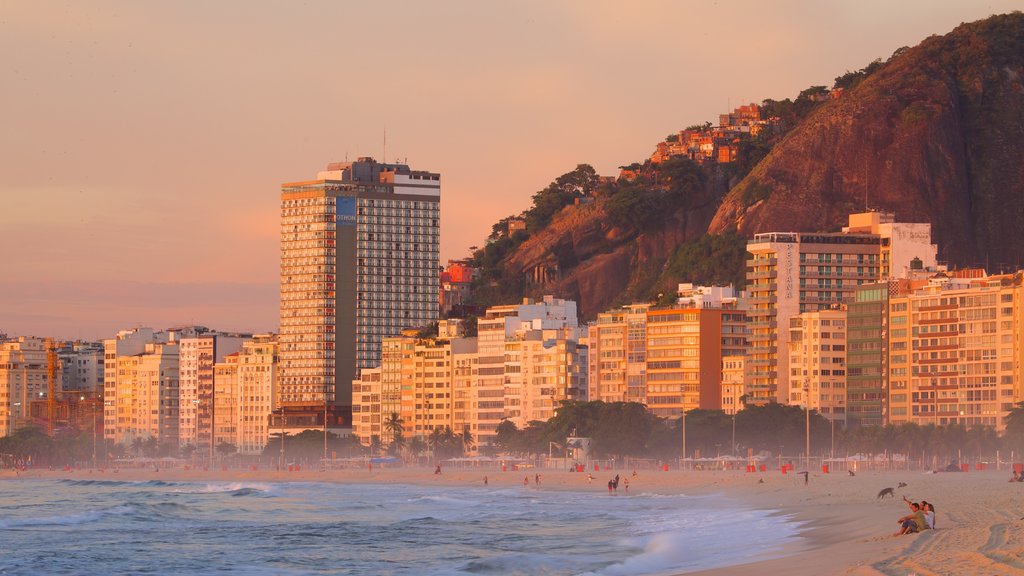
left=428, top=427, right=444, bottom=460
left=459, top=425, right=475, bottom=456
left=143, top=437, right=159, bottom=458
left=440, top=426, right=457, bottom=459
left=384, top=412, right=405, bottom=451
left=409, top=437, right=427, bottom=465
left=130, top=437, right=145, bottom=457
left=369, top=435, right=383, bottom=457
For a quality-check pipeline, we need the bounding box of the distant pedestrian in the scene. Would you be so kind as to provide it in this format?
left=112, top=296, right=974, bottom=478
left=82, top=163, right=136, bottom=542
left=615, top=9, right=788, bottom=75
left=524, top=476, right=529, bottom=487
left=484, top=476, right=488, bottom=486
left=535, top=474, right=540, bottom=486
left=624, top=478, right=629, bottom=492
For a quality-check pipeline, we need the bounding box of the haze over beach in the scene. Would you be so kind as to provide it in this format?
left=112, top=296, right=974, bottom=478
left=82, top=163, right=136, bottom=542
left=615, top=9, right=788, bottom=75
left=7, top=4, right=1024, bottom=575
left=2, top=0, right=1021, bottom=340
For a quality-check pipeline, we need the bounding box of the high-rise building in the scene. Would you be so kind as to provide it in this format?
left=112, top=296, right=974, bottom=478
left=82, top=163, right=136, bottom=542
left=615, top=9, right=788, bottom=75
left=278, top=158, right=440, bottom=431
left=745, top=212, right=937, bottom=406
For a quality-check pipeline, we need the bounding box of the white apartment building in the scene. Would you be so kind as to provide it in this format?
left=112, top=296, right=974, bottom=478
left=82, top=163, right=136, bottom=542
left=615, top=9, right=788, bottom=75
left=59, top=342, right=103, bottom=395
left=788, top=308, right=848, bottom=424
left=103, top=327, right=204, bottom=445
left=178, top=333, right=247, bottom=452
left=236, top=335, right=279, bottom=455
left=0, top=337, right=52, bottom=436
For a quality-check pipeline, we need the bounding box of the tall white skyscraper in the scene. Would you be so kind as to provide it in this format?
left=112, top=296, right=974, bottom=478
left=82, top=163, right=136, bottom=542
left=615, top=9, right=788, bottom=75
left=278, top=157, right=440, bottom=429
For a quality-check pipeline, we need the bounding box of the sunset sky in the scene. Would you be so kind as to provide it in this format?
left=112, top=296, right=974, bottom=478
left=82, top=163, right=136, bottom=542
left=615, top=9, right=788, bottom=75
left=2, top=1, right=1020, bottom=340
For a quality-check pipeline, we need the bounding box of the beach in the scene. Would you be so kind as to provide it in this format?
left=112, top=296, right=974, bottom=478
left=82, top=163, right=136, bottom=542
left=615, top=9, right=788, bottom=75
left=4, top=465, right=1022, bottom=575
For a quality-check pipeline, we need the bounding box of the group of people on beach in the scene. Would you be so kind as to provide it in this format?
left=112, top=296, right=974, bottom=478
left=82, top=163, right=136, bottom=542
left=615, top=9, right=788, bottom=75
left=894, top=495, right=936, bottom=535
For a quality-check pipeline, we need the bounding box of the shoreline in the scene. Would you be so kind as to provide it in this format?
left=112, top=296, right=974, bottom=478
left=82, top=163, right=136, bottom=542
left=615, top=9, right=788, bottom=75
left=5, top=466, right=1022, bottom=575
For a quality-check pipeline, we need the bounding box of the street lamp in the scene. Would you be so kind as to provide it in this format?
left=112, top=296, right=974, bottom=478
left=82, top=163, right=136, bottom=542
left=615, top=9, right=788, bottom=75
left=731, top=413, right=736, bottom=457
left=804, top=380, right=811, bottom=471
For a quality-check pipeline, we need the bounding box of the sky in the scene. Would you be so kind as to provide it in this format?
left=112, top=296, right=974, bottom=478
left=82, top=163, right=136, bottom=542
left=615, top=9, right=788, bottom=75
left=2, top=0, right=1021, bottom=340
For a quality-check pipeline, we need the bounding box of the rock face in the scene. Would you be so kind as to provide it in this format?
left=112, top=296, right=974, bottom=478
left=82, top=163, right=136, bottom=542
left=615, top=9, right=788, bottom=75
left=489, top=14, right=1024, bottom=318
left=504, top=194, right=719, bottom=319
left=709, top=14, right=1024, bottom=268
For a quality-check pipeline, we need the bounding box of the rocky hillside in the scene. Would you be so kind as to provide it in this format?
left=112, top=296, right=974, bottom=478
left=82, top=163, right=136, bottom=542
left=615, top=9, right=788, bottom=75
left=472, top=13, right=1024, bottom=318
left=710, top=13, right=1024, bottom=267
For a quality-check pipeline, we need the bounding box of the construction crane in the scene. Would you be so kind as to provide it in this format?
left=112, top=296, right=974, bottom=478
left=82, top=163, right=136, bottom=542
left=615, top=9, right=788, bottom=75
left=44, top=338, right=58, bottom=437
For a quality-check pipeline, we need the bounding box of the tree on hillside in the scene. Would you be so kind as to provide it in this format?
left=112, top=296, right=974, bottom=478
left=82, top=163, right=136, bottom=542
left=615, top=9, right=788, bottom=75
left=524, top=164, right=598, bottom=232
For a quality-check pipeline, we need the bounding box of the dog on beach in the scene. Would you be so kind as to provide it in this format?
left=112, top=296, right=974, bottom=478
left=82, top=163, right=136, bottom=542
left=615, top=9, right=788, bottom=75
left=877, top=487, right=895, bottom=499
left=898, top=482, right=907, bottom=488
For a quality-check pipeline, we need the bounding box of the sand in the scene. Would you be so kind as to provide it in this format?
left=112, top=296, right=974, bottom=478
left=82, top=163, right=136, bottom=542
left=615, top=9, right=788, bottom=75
left=6, top=464, right=1024, bottom=575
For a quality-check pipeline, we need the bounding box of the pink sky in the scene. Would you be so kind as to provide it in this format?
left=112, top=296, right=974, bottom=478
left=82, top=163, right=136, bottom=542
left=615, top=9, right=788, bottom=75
left=2, top=1, right=1020, bottom=340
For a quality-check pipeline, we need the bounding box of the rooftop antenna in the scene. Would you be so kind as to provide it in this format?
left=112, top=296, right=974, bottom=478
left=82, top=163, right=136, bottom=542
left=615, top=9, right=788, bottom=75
left=383, top=124, right=387, bottom=164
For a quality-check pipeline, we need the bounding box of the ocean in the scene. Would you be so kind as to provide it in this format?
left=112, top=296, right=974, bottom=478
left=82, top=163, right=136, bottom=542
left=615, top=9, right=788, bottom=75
left=0, top=478, right=801, bottom=575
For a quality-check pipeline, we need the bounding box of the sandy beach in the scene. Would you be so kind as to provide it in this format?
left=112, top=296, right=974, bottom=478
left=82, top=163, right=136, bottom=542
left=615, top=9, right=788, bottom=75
left=5, top=464, right=1023, bottom=575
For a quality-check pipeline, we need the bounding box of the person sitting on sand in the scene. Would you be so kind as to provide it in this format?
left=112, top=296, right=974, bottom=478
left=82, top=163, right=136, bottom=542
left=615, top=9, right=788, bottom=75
left=921, top=500, right=935, bottom=529
left=895, top=502, right=928, bottom=536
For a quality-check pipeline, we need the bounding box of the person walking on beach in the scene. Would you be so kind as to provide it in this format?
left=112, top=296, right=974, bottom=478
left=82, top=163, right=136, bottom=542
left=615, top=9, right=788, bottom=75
left=535, top=473, right=540, bottom=486
left=524, top=476, right=529, bottom=487
left=484, top=476, right=488, bottom=486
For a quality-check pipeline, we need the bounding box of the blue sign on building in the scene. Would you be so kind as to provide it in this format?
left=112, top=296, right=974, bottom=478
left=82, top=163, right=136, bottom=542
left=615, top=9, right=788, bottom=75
left=337, top=197, right=356, bottom=226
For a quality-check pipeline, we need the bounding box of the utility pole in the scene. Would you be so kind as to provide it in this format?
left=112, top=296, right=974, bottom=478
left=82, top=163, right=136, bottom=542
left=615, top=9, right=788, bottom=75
left=681, top=407, right=687, bottom=470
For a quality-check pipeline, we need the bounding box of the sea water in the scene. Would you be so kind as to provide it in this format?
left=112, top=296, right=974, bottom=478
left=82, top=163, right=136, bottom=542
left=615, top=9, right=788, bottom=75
left=0, top=478, right=801, bottom=575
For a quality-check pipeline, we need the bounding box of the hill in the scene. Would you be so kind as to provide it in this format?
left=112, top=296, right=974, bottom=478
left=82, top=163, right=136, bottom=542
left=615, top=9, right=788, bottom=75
left=710, top=13, right=1024, bottom=268
left=469, top=13, right=1024, bottom=318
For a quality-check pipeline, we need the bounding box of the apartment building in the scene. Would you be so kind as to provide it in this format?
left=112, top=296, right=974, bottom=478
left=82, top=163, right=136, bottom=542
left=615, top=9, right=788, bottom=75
left=645, top=308, right=723, bottom=418
left=787, top=308, right=848, bottom=424
left=58, top=342, right=103, bottom=395
left=846, top=282, right=891, bottom=427
left=586, top=304, right=648, bottom=404
left=721, top=356, right=745, bottom=415
left=235, top=335, right=279, bottom=455
left=0, top=337, right=51, bottom=436
left=353, top=298, right=583, bottom=451
left=746, top=212, right=936, bottom=406
left=278, top=157, right=440, bottom=432
left=887, top=274, right=1023, bottom=431
left=179, top=333, right=246, bottom=453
